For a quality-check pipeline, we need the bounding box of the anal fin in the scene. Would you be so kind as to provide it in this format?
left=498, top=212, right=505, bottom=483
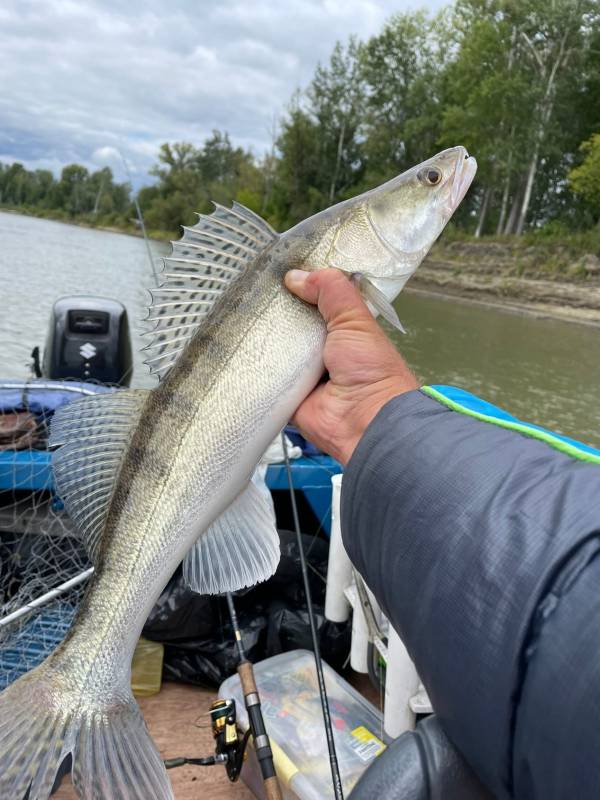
left=183, top=480, right=280, bottom=595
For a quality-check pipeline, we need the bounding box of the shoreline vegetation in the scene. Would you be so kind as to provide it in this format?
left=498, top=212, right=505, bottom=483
left=3, top=204, right=599, bottom=328
left=0, top=205, right=173, bottom=243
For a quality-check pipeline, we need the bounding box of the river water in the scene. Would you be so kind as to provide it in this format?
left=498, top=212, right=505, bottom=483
left=1, top=211, right=599, bottom=447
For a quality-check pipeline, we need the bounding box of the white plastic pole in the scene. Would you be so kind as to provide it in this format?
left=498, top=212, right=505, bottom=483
left=0, top=568, right=94, bottom=629
left=324, top=474, right=353, bottom=623
left=348, top=584, right=369, bottom=673
left=384, top=625, right=420, bottom=737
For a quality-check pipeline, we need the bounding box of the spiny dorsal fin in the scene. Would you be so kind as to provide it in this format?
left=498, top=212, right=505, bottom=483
left=50, top=389, right=150, bottom=562
left=144, top=203, right=278, bottom=381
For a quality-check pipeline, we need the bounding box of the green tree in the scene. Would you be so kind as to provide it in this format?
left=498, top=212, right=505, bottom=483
left=438, top=0, right=600, bottom=235
left=1, top=163, right=28, bottom=205
left=272, top=41, right=365, bottom=228
left=308, top=39, right=365, bottom=204
left=142, top=142, right=204, bottom=231
left=0, top=159, right=130, bottom=223
left=52, top=164, right=91, bottom=214
left=440, top=1, right=534, bottom=234
left=30, top=170, right=55, bottom=207
left=569, top=133, right=600, bottom=221
left=509, top=0, right=600, bottom=233
left=196, top=130, right=263, bottom=209
left=141, top=132, right=264, bottom=233
left=359, top=10, right=449, bottom=186
left=272, top=101, right=322, bottom=227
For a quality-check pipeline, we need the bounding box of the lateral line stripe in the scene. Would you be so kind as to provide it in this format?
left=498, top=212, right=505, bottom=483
left=421, top=385, right=600, bottom=466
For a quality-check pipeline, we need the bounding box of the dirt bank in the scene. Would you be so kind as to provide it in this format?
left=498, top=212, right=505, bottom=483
left=413, top=239, right=600, bottom=327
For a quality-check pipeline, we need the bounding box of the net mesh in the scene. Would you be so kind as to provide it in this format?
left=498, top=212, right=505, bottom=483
left=0, top=383, right=93, bottom=688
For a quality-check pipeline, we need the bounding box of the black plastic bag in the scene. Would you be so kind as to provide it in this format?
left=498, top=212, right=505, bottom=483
left=143, top=529, right=351, bottom=686
left=161, top=610, right=267, bottom=687
left=143, top=567, right=216, bottom=643
left=265, top=600, right=351, bottom=671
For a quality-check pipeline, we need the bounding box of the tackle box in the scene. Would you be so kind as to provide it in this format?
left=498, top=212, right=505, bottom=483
left=219, top=649, right=388, bottom=799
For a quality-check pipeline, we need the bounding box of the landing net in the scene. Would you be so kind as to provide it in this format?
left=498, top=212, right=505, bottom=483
left=0, top=381, right=95, bottom=687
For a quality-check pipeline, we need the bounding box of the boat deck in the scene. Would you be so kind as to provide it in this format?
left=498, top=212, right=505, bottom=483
left=54, top=682, right=255, bottom=800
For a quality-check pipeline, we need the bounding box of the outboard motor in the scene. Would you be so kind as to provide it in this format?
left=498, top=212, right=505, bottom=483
left=42, top=296, right=133, bottom=386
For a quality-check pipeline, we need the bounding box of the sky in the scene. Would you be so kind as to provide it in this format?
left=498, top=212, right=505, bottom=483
left=0, top=0, right=447, bottom=188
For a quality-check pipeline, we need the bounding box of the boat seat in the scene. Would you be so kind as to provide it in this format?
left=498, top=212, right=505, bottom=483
left=349, top=715, right=493, bottom=800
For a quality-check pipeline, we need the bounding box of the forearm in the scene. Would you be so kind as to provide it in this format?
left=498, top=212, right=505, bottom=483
left=341, top=388, right=600, bottom=798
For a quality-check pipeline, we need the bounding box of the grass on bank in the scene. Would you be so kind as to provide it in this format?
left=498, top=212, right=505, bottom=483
left=431, top=223, right=600, bottom=281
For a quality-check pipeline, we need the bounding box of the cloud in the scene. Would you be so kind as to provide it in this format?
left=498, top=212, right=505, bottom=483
left=0, top=0, right=447, bottom=188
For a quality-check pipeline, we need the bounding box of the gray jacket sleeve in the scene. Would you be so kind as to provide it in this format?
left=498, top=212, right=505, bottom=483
left=341, top=389, right=600, bottom=800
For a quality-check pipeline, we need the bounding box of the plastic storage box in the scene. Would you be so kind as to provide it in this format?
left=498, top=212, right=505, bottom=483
left=219, top=649, right=388, bottom=799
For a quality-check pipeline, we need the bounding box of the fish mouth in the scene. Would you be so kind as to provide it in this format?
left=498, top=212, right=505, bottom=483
left=449, top=147, right=477, bottom=211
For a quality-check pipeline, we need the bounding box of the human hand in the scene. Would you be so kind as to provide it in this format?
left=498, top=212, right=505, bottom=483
left=285, top=268, right=420, bottom=465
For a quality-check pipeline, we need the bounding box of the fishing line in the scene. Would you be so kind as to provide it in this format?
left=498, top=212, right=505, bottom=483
left=281, top=433, right=344, bottom=800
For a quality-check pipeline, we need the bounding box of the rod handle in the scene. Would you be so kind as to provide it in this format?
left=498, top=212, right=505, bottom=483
left=238, top=660, right=258, bottom=695
left=264, top=775, right=283, bottom=800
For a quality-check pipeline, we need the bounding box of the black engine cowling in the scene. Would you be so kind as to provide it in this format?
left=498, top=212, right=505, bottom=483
left=42, top=296, right=133, bottom=386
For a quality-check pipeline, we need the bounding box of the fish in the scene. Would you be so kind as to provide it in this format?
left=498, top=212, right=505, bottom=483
left=0, top=145, right=476, bottom=799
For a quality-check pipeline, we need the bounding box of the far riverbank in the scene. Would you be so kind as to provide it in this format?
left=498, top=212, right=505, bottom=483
left=3, top=205, right=600, bottom=326
left=0, top=205, right=171, bottom=243
left=414, top=239, right=600, bottom=328
left=2, top=210, right=599, bottom=446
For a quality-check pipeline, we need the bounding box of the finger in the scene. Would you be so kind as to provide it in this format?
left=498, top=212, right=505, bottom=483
left=285, top=268, right=371, bottom=327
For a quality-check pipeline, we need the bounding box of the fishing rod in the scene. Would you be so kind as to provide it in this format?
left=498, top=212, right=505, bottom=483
left=225, top=591, right=283, bottom=800
left=118, top=150, right=160, bottom=287
left=164, top=593, right=281, bottom=797
left=281, top=433, right=345, bottom=800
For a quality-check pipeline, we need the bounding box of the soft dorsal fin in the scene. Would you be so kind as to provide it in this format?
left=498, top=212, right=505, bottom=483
left=144, top=203, right=278, bottom=381
left=50, top=389, right=150, bottom=562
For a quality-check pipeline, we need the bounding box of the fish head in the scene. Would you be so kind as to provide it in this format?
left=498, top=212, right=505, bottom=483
left=297, top=146, right=477, bottom=302
left=366, top=146, right=476, bottom=267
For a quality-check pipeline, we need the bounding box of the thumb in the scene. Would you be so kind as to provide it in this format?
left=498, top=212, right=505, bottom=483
left=284, top=268, right=372, bottom=328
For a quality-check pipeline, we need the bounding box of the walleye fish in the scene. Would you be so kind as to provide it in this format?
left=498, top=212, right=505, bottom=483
left=0, top=146, right=476, bottom=799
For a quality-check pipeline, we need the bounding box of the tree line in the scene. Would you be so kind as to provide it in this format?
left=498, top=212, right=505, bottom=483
left=0, top=163, right=130, bottom=224
left=2, top=0, right=600, bottom=239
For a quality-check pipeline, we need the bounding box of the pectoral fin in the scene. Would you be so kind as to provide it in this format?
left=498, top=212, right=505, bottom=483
left=354, top=273, right=406, bottom=334
left=183, top=479, right=280, bottom=595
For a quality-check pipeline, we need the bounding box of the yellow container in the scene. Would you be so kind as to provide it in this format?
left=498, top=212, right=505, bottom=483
left=131, top=637, right=164, bottom=697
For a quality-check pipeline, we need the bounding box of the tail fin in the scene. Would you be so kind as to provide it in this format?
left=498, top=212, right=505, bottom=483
left=0, top=661, right=174, bottom=800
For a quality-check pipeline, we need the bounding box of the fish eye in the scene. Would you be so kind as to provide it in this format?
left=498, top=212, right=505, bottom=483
left=418, top=167, right=442, bottom=186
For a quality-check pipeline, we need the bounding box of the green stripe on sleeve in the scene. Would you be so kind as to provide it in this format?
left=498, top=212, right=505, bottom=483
left=422, top=385, right=600, bottom=466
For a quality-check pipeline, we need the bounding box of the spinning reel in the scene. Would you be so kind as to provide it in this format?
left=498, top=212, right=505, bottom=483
left=164, top=697, right=249, bottom=782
